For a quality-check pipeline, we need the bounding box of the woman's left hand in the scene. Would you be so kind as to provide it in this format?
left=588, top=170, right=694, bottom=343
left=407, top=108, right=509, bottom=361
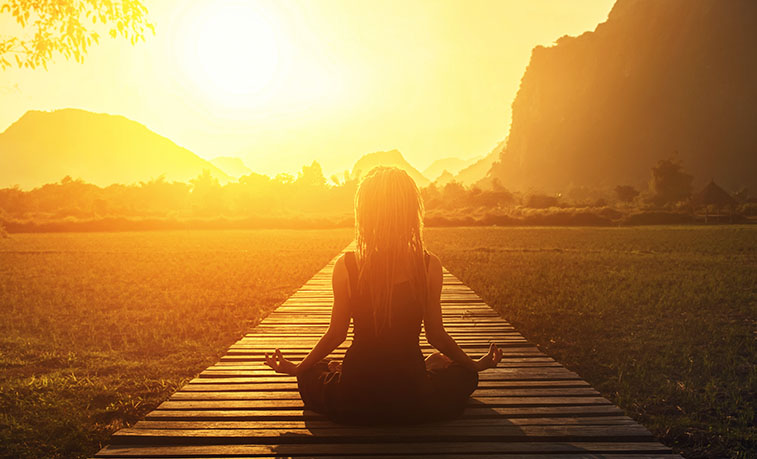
left=474, top=343, right=503, bottom=372
left=264, top=348, right=299, bottom=376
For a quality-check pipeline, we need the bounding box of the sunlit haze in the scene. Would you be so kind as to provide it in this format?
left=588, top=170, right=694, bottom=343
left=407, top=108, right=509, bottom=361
left=178, top=2, right=281, bottom=105
left=0, top=0, right=614, bottom=177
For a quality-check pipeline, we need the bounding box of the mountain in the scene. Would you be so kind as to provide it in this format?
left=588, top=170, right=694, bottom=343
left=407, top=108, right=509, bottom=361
left=210, top=156, right=252, bottom=178
left=433, top=170, right=455, bottom=187
left=351, top=150, right=430, bottom=187
left=423, top=157, right=477, bottom=182
left=456, top=140, right=503, bottom=186
left=0, top=109, right=231, bottom=189
left=490, top=0, right=757, bottom=193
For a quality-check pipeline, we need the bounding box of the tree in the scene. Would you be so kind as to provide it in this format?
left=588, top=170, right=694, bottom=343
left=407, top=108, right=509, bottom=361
left=615, top=185, right=640, bottom=203
left=190, top=169, right=224, bottom=216
left=734, top=187, right=749, bottom=203
left=648, top=156, right=693, bottom=206
left=420, top=183, right=442, bottom=209
left=296, top=161, right=327, bottom=188
left=1, top=0, right=153, bottom=69
left=526, top=194, right=559, bottom=209
left=441, top=181, right=467, bottom=209
left=138, top=175, right=190, bottom=213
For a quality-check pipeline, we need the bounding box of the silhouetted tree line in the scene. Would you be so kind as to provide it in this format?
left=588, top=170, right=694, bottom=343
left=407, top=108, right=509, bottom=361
left=0, top=162, right=355, bottom=221
left=0, top=156, right=754, bottom=233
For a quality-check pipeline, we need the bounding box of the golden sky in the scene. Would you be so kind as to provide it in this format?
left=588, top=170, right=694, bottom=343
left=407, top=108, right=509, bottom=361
left=0, top=0, right=614, bottom=177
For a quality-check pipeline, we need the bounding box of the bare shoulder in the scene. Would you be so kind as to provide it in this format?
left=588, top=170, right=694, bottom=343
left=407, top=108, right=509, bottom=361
left=425, top=250, right=442, bottom=269
left=425, top=250, right=443, bottom=281
left=333, top=253, right=348, bottom=279
left=332, top=253, right=350, bottom=292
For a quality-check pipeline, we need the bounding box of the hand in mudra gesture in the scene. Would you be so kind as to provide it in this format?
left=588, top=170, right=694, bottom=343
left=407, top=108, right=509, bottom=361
left=474, top=343, right=503, bottom=371
left=264, top=349, right=299, bottom=376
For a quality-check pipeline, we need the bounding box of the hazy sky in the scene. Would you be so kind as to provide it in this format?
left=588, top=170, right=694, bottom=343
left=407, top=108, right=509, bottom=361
left=0, top=0, right=614, bottom=177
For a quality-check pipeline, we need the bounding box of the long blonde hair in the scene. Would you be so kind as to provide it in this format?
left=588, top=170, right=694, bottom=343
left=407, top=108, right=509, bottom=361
left=354, top=166, right=427, bottom=333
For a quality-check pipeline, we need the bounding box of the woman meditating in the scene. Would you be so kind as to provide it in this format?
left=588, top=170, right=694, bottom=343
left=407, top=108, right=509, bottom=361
left=265, top=166, right=503, bottom=425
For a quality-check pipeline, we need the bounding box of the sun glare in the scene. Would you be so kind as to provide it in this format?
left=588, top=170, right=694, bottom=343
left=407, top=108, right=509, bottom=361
left=176, top=1, right=280, bottom=108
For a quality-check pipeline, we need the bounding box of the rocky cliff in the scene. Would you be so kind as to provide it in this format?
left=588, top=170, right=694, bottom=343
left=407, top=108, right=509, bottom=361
left=491, top=0, right=757, bottom=193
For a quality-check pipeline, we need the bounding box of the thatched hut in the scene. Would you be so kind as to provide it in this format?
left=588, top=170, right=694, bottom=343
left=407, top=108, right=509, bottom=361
left=693, top=180, right=736, bottom=222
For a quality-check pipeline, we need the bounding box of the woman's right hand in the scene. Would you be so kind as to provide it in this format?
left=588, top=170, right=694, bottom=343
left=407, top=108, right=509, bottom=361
left=264, top=349, right=300, bottom=376
left=474, top=343, right=503, bottom=371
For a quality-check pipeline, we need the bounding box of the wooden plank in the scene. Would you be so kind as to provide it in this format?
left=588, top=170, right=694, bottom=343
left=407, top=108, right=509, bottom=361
left=155, top=396, right=616, bottom=410
left=96, top=453, right=680, bottom=459
left=95, top=454, right=680, bottom=459
left=145, top=405, right=628, bottom=420
left=197, top=368, right=582, bottom=380
left=181, top=380, right=592, bottom=390
left=224, top=345, right=541, bottom=352
left=166, top=388, right=602, bottom=400
left=192, top=370, right=587, bottom=383
left=133, top=416, right=638, bottom=429
left=96, top=442, right=675, bottom=457
left=111, top=424, right=654, bottom=443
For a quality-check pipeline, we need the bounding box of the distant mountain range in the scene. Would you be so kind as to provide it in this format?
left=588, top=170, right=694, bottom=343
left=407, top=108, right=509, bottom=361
left=0, top=109, right=230, bottom=189
left=457, top=141, right=503, bottom=187
left=350, top=149, right=431, bottom=187
left=489, top=0, right=757, bottom=192
left=210, top=156, right=252, bottom=178
left=423, top=157, right=477, bottom=182
left=349, top=149, right=498, bottom=188
left=0, top=109, right=495, bottom=190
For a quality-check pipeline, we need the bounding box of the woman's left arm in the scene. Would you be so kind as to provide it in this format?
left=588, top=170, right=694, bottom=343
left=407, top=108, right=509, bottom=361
left=265, top=255, right=352, bottom=376
left=423, top=253, right=502, bottom=372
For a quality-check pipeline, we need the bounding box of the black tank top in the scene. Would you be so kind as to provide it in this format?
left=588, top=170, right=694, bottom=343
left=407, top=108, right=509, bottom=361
left=335, top=251, right=431, bottom=423
left=344, top=250, right=429, bottom=352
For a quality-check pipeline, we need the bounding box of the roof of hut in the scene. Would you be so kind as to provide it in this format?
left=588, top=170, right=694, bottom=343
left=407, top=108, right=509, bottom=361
left=693, top=180, right=737, bottom=206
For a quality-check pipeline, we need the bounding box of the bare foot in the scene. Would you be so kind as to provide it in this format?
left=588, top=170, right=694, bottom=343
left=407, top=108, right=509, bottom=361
left=425, top=352, right=452, bottom=370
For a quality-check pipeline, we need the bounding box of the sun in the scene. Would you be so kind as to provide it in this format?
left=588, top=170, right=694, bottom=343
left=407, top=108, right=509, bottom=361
left=176, top=1, right=280, bottom=108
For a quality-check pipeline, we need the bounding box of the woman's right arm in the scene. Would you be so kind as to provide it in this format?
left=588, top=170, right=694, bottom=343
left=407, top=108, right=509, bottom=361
left=292, top=254, right=351, bottom=375
left=423, top=253, right=502, bottom=372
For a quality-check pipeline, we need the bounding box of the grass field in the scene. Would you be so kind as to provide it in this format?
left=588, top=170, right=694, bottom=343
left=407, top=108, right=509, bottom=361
left=0, top=229, right=353, bottom=459
left=425, top=226, right=756, bottom=459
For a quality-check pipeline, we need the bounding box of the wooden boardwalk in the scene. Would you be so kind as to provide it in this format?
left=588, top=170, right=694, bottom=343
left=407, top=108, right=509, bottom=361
left=95, top=246, right=680, bottom=458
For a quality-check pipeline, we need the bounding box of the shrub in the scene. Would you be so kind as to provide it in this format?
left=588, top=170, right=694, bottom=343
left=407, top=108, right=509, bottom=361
left=621, top=211, right=695, bottom=226
left=526, top=194, right=560, bottom=209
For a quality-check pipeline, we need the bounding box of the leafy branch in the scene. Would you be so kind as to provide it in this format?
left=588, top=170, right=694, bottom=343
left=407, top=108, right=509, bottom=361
left=0, top=0, right=154, bottom=69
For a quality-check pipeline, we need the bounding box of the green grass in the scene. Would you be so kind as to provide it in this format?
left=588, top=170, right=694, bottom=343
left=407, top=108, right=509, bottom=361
left=425, top=226, right=756, bottom=459
left=0, top=229, right=353, bottom=459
